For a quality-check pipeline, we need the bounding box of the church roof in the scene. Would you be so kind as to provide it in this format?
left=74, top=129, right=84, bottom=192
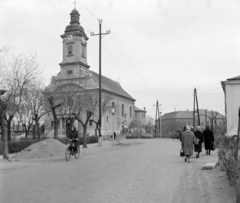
left=89, top=71, right=135, bottom=101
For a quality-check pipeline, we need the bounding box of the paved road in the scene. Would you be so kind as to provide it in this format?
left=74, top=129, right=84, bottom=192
left=0, top=139, right=217, bottom=203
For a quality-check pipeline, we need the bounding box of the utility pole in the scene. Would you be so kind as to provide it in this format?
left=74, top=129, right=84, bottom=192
left=205, top=109, right=208, bottom=127
left=154, top=101, right=161, bottom=136
left=195, top=88, right=200, bottom=126
left=91, top=20, right=110, bottom=146
left=193, top=88, right=196, bottom=129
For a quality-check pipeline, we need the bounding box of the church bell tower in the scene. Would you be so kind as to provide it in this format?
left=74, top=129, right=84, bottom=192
left=59, top=8, right=90, bottom=79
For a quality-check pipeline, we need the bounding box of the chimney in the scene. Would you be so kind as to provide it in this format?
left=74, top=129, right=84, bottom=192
left=144, top=107, right=146, bottom=111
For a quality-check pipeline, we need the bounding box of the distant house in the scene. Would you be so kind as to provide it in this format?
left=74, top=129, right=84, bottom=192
left=221, top=75, right=240, bottom=134
left=158, top=110, right=225, bottom=135
left=134, top=107, right=147, bottom=125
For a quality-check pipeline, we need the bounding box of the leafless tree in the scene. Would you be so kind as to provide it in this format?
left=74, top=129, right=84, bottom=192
left=23, top=81, right=48, bottom=139
left=145, top=115, right=154, bottom=133
left=72, top=90, right=112, bottom=148
left=0, top=52, right=40, bottom=159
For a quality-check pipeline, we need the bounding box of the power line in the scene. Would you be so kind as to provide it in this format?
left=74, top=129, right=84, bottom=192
left=198, top=87, right=222, bottom=94
left=77, top=2, right=158, bottom=99
left=197, top=83, right=220, bottom=90
left=78, top=2, right=99, bottom=20
left=44, top=0, right=158, bottom=99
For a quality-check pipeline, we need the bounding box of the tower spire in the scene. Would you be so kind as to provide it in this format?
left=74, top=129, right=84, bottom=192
left=73, top=0, right=77, bottom=9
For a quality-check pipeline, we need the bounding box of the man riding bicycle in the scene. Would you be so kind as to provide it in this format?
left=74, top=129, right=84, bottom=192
left=67, top=126, right=79, bottom=151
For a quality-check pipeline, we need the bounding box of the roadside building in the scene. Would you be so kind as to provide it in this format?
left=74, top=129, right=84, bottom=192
left=44, top=8, right=136, bottom=137
left=157, top=110, right=225, bottom=136
left=221, top=75, right=240, bottom=134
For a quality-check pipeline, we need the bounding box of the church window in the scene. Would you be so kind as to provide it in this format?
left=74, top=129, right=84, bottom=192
left=130, top=106, right=132, bottom=118
left=122, top=104, right=124, bottom=117
left=106, top=116, right=108, bottom=122
left=81, top=44, right=86, bottom=57
left=68, top=45, right=73, bottom=55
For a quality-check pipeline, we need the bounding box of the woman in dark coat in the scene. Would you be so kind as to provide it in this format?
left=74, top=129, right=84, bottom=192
left=182, top=125, right=195, bottom=163
left=194, top=126, right=204, bottom=158
left=203, top=126, right=214, bottom=155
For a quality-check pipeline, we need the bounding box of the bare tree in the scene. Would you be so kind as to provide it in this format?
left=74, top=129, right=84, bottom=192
left=3, top=53, right=40, bottom=140
left=72, top=90, right=112, bottom=148
left=0, top=52, right=40, bottom=159
left=46, top=95, right=63, bottom=139
left=145, top=115, right=154, bottom=133
left=23, top=81, right=48, bottom=139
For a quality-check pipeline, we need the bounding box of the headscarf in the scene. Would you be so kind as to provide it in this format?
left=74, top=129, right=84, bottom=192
left=196, top=126, right=202, bottom=131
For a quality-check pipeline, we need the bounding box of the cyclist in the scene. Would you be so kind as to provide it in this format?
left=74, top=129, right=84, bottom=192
left=68, top=126, right=79, bottom=151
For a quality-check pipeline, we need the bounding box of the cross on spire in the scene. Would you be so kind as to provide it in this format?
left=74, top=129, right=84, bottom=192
left=73, top=0, right=77, bottom=9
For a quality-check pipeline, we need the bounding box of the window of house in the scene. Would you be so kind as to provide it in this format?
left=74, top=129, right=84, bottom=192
left=106, top=116, right=108, bottom=122
left=68, top=45, right=73, bottom=55
left=130, top=106, right=132, bottom=118
left=122, top=104, right=124, bottom=117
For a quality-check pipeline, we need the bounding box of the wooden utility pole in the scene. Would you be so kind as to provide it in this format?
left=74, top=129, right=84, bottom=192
left=193, top=88, right=196, bottom=129
left=91, top=20, right=110, bottom=146
left=205, top=109, right=208, bottom=127
left=154, top=101, right=161, bottom=136
left=195, top=88, right=200, bottom=126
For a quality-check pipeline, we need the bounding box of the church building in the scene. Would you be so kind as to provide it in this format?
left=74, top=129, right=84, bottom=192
left=44, top=8, right=136, bottom=137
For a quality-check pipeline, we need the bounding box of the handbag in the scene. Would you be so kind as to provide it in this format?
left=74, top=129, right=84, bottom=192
left=193, top=137, right=199, bottom=145
left=180, top=148, right=184, bottom=157
left=211, top=142, right=215, bottom=151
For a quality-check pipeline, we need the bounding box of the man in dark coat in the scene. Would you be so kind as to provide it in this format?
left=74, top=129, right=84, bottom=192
left=194, top=126, right=204, bottom=158
left=68, top=126, right=79, bottom=150
left=203, top=126, right=214, bottom=155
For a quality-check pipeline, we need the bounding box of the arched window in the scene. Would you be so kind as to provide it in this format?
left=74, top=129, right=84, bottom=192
left=122, top=104, right=124, bottom=117
left=68, top=45, right=73, bottom=55
left=130, top=106, right=132, bottom=118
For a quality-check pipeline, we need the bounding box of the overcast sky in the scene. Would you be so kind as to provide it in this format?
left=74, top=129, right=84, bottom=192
left=1, top=0, right=240, bottom=118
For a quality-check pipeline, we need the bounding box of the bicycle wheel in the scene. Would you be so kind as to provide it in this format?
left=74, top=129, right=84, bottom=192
left=65, top=147, right=71, bottom=162
left=75, top=145, right=80, bottom=159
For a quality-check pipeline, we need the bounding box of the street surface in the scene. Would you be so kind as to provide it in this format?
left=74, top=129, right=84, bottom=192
left=0, top=139, right=233, bottom=203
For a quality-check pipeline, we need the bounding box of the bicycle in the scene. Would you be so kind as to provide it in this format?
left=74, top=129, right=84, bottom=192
left=108, top=134, right=119, bottom=142
left=65, top=138, right=80, bottom=161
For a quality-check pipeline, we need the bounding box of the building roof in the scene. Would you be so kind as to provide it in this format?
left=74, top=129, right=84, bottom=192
left=221, top=75, right=240, bottom=92
left=162, top=110, right=224, bottom=120
left=89, top=71, right=135, bottom=101
left=227, top=75, right=240, bottom=81
left=134, top=106, right=146, bottom=112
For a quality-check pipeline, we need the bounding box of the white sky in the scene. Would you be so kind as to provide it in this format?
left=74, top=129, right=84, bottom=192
left=1, top=0, right=240, bottom=118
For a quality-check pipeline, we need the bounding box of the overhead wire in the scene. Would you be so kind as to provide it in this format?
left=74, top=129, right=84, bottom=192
left=76, top=1, right=158, bottom=99
left=43, top=0, right=146, bottom=96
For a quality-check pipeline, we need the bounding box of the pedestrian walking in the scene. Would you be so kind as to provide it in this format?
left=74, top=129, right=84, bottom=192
left=194, top=126, right=204, bottom=158
left=190, top=125, right=194, bottom=132
left=203, top=126, right=215, bottom=155
left=181, top=125, right=195, bottom=163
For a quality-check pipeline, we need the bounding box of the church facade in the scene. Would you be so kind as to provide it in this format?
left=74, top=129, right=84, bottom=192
left=44, top=8, right=136, bottom=137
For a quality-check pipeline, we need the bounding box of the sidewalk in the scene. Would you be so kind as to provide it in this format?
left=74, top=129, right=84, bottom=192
left=172, top=148, right=235, bottom=203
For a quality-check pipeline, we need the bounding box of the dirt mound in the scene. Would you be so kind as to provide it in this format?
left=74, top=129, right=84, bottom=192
left=13, top=138, right=67, bottom=159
